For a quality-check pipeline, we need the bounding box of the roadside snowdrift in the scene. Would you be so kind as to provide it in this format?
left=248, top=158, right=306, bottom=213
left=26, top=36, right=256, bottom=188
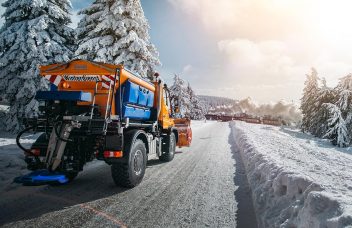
left=231, top=121, right=352, bottom=228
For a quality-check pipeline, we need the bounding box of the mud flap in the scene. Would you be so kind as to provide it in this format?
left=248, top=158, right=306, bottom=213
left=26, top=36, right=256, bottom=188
left=174, top=118, right=192, bottom=147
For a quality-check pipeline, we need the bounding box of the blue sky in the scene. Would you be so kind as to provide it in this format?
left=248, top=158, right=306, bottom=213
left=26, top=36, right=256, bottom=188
left=70, top=0, right=220, bottom=97
left=0, top=0, right=220, bottom=99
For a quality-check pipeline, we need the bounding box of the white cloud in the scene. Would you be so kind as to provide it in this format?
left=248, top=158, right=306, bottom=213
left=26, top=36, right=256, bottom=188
left=168, top=0, right=311, bottom=40
left=169, top=0, right=352, bottom=102
left=217, top=38, right=305, bottom=86
left=182, top=64, right=192, bottom=74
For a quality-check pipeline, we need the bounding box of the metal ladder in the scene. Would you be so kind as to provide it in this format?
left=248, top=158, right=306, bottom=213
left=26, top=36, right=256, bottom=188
left=89, top=70, right=119, bottom=134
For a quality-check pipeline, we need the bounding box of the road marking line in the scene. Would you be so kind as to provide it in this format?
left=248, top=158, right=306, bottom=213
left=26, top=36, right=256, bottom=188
left=32, top=192, right=127, bottom=227
left=80, top=204, right=127, bottom=228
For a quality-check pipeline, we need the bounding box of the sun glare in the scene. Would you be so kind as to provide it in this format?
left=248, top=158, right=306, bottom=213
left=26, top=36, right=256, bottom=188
left=313, top=1, right=352, bottom=44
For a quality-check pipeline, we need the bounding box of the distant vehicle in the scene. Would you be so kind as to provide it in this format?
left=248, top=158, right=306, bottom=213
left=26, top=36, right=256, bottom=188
left=16, top=60, right=192, bottom=188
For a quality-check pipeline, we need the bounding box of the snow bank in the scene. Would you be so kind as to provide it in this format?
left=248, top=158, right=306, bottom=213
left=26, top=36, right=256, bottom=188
left=231, top=121, right=352, bottom=228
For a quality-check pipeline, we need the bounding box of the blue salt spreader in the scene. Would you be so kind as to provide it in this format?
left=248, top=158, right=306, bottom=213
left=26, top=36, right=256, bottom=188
left=14, top=170, right=69, bottom=185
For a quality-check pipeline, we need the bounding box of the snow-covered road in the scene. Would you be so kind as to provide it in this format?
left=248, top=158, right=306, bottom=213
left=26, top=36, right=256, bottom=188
left=0, top=121, right=249, bottom=227
left=2, top=120, right=352, bottom=227
left=232, top=121, right=352, bottom=227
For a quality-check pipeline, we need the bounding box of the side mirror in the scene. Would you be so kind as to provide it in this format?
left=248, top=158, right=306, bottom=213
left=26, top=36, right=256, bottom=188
left=173, top=98, right=180, bottom=113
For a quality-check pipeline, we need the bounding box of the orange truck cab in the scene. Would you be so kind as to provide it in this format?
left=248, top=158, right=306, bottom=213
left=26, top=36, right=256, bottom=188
left=15, top=60, right=192, bottom=188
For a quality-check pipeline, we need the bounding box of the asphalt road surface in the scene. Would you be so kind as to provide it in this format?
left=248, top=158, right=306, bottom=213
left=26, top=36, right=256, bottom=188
left=0, top=121, right=257, bottom=228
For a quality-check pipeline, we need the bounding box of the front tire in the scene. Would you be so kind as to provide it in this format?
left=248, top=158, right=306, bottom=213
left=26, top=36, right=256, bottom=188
left=159, top=133, right=176, bottom=162
left=111, top=139, right=147, bottom=188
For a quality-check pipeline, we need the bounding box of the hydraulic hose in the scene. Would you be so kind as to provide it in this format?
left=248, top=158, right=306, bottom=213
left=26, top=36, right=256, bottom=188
left=16, top=125, right=35, bottom=154
left=17, top=120, right=72, bottom=157
left=16, top=123, right=43, bottom=158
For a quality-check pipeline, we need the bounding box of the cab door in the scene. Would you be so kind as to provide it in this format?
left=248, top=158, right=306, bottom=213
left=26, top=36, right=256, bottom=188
left=158, top=86, right=192, bottom=147
left=159, top=87, right=174, bottom=129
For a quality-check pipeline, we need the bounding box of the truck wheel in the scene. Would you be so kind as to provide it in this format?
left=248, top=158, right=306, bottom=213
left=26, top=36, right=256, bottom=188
left=111, top=139, right=147, bottom=188
left=159, top=133, right=176, bottom=162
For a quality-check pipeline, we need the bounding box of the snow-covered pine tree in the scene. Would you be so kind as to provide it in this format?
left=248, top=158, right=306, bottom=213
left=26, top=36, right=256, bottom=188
left=336, top=74, right=352, bottom=118
left=323, top=103, right=350, bottom=147
left=315, top=74, right=352, bottom=147
left=311, top=77, right=335, bottom=137
left=300, top=68, right=320, bottom=133
left=187, top=82, right=205, bottom=120
left=335, top=74, right=352, bottom=142
left=169, top=74, right=191, bottom=118
left=76, top=0, right=160, bottom=80
left=0, top=0, right=75, bottom=132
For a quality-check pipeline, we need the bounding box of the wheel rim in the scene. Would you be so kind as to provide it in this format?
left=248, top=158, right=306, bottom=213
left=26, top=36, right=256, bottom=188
left=133, top=150, right=143, bottom=176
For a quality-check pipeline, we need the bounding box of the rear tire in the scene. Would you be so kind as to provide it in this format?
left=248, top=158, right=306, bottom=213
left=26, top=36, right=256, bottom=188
left=159, top=133, right=176, bottom=162
left=111, top=139, right=147, bottom=188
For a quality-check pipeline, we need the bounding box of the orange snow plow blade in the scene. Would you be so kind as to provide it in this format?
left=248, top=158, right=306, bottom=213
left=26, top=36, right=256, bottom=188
left=174, top=118, right=192, bottom=147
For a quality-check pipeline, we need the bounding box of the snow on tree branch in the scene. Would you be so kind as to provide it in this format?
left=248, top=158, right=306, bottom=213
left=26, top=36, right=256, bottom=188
left=75, top=0, right=160, bottom=80
left=301, top=69, right=352, bottom=147
left=0, top=0, right=75, bottom=132
left=169, top=74, right=205, bottom=119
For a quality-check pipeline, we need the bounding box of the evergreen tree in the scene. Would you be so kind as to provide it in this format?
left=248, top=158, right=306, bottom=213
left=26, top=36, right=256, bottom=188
left=311, top=78, right=335, bottom=137
left=323, top=74, right=352, bottom=146
left=300, top=70, right=352, bottom=147
left=323, top=103, right=350, bottom=147
left=0, top=0, right=75, bottom=131
left=187, top=83, right=205, bottom=120
left=169, top=74, right=191, bottom=118
left=76, top=0, right=160, bottom=80
left=336, top=74, right=352, bottom=121
left=300, top=68, right=320, bottom=133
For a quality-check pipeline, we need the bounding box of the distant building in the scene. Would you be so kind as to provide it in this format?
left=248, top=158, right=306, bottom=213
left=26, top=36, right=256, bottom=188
left=204, top=114, right=219, bottom=120
left=204, top=112, right=282, bottom=126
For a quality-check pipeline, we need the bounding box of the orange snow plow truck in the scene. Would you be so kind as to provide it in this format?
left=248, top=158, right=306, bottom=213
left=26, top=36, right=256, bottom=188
left=15, top=60, right=192, bottom=188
